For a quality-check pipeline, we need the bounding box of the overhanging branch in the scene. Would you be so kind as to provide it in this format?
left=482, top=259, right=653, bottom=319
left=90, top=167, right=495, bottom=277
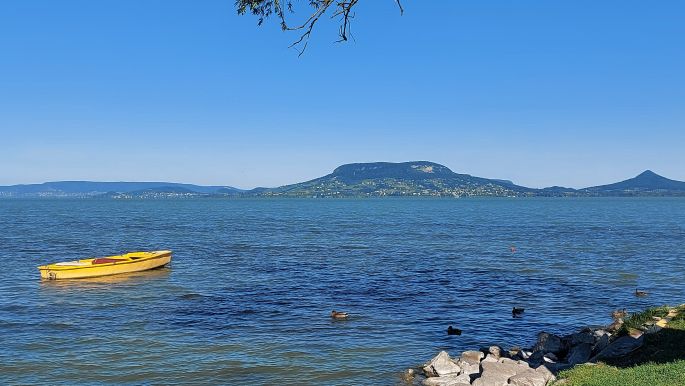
left=237, top=0, right=405, bottom=55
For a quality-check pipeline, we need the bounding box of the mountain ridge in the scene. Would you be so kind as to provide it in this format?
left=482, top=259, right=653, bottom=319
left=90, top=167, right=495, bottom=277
left=1, top=162, right=684, bottom=197
left=0, top=181, right=242, bottom=197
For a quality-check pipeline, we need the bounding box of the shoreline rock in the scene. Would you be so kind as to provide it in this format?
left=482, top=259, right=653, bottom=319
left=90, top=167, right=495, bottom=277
left=423, top=351, right=462, bottom=378
left=408, top=311, right=665, bottom=386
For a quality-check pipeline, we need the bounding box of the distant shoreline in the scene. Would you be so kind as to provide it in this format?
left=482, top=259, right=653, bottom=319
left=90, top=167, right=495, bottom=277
left=3, top=162, right=685, bottom=198
left=3, top=195, right=685, bottom=200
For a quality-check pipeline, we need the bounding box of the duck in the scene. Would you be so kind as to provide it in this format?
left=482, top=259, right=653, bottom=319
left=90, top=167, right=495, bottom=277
left=611, top=308, right=627, bottom=319
left=331, top=310, right=349, bottom=319
left=635, top=288, right=648, bottom=297
left=447, top=325, right=462, bottom=335
left=512, top=307, right=525, bottom=317
left=607, top=317, right=624, bottom=332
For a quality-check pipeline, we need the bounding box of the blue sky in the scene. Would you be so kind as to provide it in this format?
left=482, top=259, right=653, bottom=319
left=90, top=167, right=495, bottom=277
left=1, top=0, right=683, bottom=189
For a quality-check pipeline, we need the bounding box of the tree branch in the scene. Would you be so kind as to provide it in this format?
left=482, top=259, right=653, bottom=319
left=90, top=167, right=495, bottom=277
left=236, top=0, right=404, bottom=55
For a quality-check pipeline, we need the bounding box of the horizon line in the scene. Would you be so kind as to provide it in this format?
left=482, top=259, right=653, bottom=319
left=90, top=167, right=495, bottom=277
left=0, top=162, right=672, bottom=191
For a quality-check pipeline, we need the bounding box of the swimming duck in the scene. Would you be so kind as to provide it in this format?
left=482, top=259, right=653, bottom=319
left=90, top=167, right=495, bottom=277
left=447, top=326, right=462, bottom=335
left=635, top=289, right=648, bottom=297
left=611, top=308, right=627, bottom=319
left=331, top=310, right=349, bottom=319
left=512, top=307, right=525, bottom=317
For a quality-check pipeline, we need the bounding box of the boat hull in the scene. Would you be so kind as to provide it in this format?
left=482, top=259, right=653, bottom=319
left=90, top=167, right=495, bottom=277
left=38, top=250, right=171, bottom=280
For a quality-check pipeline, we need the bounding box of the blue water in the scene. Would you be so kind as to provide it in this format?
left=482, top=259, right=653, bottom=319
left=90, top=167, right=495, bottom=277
left=1, top=198, right=684, bottom=385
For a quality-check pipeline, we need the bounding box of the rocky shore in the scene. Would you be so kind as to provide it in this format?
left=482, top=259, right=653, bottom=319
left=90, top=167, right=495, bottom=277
left=403, top=310, right=674, bottom=386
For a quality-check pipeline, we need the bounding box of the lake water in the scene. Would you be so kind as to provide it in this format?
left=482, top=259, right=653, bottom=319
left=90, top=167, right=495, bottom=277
left=1, top=198, right=684, bottom=385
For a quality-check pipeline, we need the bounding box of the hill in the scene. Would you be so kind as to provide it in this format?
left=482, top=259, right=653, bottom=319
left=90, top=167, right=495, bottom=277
left=0, top=181, right=241, bottom=197
left=258, top=161, right=535, bottom=197
left=582, top=170, right=685, bottom=196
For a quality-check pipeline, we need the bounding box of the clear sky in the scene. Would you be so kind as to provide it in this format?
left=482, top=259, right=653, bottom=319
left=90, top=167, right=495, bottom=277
left=1, top=0, right=683, bottom=189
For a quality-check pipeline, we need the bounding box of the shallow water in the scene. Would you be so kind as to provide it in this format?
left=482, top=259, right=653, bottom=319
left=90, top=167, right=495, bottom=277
left=1, top=198, right=684, bottom=385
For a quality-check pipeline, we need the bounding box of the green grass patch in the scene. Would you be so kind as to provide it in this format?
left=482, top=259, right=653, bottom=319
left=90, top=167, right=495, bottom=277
left=668, top=305, right=685, bottom=328
left=617, top=306, right=670, bottom=335
left=556, top=361, right=685, bottom=386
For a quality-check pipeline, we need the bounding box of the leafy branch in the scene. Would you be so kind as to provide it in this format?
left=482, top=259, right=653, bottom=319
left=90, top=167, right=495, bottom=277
left=236, top=0, right=404, bottom=55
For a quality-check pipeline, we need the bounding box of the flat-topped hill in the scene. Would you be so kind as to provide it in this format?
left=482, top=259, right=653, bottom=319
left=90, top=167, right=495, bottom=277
left=330, top=161, right=456, bottom=182
left=263, top=161, right=533, bottom=197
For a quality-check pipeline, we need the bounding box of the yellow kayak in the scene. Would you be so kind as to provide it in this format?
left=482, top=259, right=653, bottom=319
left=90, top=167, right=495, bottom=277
left=38, top=250, right=172, bottom=280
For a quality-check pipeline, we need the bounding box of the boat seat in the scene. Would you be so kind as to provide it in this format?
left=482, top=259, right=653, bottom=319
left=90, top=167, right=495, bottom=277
left=55, top=261, right=89, bottom=266
left=92, top=258, right=126, bottom=264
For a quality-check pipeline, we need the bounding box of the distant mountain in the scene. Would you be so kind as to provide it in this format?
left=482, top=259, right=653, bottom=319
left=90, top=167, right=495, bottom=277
left=135, top=186, right=196, bottom=193
left=581, top=170, right=685, bottom=196
left=99, top=186, right=211, bottom=199
left=2, top=166, right=684, bottom=199
left=538, top=186, right=578, bottom=196
left=258, top=161, right=535, bottom=197
left=0, top=181, right=242, bottom=197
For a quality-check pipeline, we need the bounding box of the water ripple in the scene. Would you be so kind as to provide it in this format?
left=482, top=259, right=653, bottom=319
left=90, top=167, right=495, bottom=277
left=1, top=197, right=684, bottom=385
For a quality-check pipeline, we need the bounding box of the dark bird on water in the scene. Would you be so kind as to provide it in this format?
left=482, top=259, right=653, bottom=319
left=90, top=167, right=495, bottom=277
left=447, top=326, right=462, bottom=335
left=331, top=310, right=349, bottom=319
left=635, top=288, right=648, bottom=297
left=512, top=307, right=525, bottom=317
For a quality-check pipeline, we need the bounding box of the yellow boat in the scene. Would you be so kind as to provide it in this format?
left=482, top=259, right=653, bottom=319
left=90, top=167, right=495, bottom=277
left=38, top=250, right=172, bottom=280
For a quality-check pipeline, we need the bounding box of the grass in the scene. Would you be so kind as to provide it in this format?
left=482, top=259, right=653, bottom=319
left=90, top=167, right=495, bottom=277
left=617, top=306, right=670, bottom=335
left=556, top=361, right=685, bottom=386
left=556, top=305, right=685, bottom=386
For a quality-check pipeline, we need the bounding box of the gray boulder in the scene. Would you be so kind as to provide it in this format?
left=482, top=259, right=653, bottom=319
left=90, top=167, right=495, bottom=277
left=499, top=357, right=532, bottom=372
left=482, top=354, right=499, bottom=363
left=461, top=350, right=485, bottom=364
left=458, top=350, right=485, bottom=377
left=534, top=365, right=556, bottom=384
left=472, top=359, right=531, bottom=385
left=533, top=332, right=563, bottom=355
left=566, top=343, right=592, bottom=365
left=457, top=359, right=481, bottom=378
left=591, top=333, right=610, bottom=355
left=488, top=346, right=503, bottom=359
left=472, top=372, right=508, bottom=386
left=422, top=373, right=471, bottom=386
left=565, top=331, right=594, bottom=346
left=423, top=351, right=462, bottom=377
left=526, top=351, right=545, bottom=367
left=591, top=335, right=644, bottom=362
left=508, top=369, right=548, bottom=386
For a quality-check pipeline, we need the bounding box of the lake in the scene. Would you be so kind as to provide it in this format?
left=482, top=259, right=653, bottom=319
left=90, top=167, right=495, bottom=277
left=1, top=198, right=684, bottom=385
